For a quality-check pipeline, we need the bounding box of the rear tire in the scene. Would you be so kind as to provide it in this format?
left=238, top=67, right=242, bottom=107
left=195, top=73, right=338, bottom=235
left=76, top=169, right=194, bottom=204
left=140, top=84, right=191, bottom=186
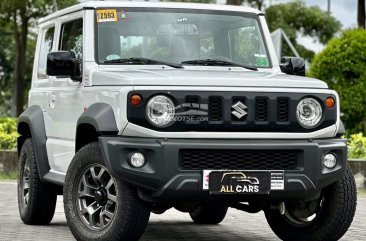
left=17, top=139, right=57, bottom=225
left=63, top=142, right=150, bottom=241
left=189, top=205, right=228, bottom=224
left=265, top=165, right=357, bottom=241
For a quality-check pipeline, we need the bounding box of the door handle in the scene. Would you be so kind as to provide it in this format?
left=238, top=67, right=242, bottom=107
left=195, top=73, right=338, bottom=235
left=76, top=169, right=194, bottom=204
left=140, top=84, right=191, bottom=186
left=49, top=93, right=56, bottom=109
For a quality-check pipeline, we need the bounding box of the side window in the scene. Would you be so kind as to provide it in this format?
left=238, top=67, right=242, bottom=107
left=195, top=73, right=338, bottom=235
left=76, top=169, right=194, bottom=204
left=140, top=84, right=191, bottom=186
left=60, top=19, right=83, bottom=62
left=37, top=26, right=55, bottom=79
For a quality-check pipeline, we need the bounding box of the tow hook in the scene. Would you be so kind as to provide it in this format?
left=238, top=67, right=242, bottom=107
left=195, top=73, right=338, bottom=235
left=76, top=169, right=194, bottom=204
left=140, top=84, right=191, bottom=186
left=279, top=202, right=286, bottom=215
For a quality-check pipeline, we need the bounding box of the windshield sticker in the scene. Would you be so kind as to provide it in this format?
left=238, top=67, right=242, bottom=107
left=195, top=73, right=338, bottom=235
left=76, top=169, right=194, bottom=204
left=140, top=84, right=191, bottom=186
left=120, top=10, right=128, bottom=20
left=255, top=54, right=269, bottom=67
left=96, top=9, right=117, bottom=23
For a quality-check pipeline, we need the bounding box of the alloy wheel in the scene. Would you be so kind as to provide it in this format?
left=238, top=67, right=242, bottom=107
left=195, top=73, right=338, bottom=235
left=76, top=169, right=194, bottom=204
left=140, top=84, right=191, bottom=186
left=77, top=165, right=118, bottom=230
left=20, top=154, right=30, bottom=208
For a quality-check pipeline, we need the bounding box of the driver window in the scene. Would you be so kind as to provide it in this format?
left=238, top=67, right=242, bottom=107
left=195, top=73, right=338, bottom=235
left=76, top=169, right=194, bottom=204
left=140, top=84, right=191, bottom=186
left=60, top=19, right=83, bottom=64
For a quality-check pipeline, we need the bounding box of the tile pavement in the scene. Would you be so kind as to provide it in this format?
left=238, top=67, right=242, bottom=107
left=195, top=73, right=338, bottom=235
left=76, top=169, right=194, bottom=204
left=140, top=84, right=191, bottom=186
left=0, top=182, right=364, bottom=241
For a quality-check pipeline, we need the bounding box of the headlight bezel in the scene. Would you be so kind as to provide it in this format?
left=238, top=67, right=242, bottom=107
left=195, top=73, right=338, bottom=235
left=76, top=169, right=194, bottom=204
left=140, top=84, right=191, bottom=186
left=296, top=97, right=323, bottom=129
left=145, top=95, right=176, bottom=128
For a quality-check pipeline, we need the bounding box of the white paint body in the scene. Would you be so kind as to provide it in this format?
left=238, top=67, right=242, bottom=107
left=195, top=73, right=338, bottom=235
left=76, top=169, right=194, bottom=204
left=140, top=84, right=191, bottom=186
left=29, top=1, right=340, bottom=175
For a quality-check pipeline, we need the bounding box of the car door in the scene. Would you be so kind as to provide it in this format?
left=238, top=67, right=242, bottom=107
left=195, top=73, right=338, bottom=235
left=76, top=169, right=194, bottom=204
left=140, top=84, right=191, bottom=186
left=45, top=12, right=84, bottom=173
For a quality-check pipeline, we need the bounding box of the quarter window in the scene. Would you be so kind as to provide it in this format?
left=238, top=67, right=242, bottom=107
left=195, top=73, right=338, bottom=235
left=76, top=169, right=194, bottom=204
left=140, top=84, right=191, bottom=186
left=38, top=27, right=54, bottom=79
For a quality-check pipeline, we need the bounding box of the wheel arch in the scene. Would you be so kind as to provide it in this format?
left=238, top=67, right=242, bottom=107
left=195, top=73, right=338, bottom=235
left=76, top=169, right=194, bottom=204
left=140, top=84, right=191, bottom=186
left=18, top=105, right=50, bottom=181
left=75, top=103, right=119, bottom=152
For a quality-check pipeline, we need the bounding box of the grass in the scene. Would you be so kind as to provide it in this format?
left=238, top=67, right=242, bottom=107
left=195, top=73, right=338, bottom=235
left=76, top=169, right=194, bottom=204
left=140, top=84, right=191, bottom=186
left=357, top=189, right=366, bottom=196
left=0, top=172, right=18, bottom=180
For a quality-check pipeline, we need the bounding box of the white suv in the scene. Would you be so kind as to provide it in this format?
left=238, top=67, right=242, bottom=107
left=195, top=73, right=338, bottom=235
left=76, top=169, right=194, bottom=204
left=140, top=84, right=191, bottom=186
left=17, top=2, right=356, bottom=241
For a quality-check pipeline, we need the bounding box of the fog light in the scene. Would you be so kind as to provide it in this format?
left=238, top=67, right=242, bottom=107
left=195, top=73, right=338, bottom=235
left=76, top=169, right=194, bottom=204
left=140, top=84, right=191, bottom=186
left=323, top=153, right=337, bottom=169
left=129, top=152, right=146, bottom=168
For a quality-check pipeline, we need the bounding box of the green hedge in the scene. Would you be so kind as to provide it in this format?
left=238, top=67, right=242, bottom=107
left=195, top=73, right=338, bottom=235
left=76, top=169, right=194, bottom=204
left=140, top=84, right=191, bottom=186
left=0, top=118, right=18, bottom=150
left=348, top=133, right=366, bottom=159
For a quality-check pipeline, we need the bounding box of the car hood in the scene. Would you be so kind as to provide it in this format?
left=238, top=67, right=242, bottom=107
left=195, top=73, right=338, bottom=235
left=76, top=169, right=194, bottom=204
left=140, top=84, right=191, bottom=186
left=89, top=68, right=328, bottom=89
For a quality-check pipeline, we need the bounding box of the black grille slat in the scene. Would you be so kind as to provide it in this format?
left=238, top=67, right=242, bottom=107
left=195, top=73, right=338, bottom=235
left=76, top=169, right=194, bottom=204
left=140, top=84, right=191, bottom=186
left=181, top=149, right=298, bottom=170
left=255, top=98, right=268, bottom=121
left=208, top=97, right=222, bottom=121
left=185, top=96, right=199, bottom=104
left=277, top=98, right=289, bottom=122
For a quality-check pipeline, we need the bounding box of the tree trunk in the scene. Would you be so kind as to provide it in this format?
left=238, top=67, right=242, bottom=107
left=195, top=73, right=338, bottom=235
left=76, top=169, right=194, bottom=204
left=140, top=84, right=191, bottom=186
left=358, top=0, right=366, bottom=28
left=11, top=10, right=28, bottom=117
left=256, top=0, right=263, bottom=11
left=226, top=0, right=243, bottom=6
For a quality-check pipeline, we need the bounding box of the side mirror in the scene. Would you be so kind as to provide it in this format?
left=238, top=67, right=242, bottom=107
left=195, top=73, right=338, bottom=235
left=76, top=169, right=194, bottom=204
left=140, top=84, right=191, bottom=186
left=47, top=51, right=81, bottom=81
left=280, top=57, right=305, bottom=76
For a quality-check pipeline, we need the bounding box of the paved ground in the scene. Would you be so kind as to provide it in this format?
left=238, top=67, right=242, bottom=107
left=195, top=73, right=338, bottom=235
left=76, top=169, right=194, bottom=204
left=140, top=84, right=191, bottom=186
left=0, top=181, right=365, bottom=241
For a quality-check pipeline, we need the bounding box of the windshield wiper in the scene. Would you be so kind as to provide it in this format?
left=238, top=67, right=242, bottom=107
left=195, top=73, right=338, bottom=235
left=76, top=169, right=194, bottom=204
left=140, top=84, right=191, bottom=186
left=181, top=59, right=258, bottom=71
left=104, top=57, right=183, bottom=69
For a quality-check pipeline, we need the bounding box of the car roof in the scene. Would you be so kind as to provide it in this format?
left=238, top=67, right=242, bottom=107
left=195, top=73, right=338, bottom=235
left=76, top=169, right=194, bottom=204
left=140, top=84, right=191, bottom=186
left=39, top=1, right=262, bottom=24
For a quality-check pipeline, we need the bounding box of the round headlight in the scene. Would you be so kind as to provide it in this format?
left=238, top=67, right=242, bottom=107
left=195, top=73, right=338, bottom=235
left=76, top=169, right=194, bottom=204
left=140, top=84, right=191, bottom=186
left=146, top=95, right=175, bottom=127
left=296, top=97, right=322, bottom=128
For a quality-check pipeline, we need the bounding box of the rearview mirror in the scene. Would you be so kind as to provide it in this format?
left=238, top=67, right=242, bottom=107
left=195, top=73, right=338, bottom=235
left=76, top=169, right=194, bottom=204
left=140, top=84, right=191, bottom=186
left=280, top=57, right=305, bottom=76
left=47, top=51, right=81, bottom=81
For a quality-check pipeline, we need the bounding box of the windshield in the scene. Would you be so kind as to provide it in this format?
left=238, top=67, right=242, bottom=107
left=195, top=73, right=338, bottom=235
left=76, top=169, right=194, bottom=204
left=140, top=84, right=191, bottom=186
left=96, top=8, right=271, bottom=68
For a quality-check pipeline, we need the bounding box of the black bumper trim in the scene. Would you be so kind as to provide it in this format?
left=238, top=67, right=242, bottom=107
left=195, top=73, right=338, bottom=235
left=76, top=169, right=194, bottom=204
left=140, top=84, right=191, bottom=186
left=99, top=137, right=347, bottom=202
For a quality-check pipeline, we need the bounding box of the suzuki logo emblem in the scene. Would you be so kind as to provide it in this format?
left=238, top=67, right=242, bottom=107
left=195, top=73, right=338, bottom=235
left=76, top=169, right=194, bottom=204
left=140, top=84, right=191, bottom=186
left=231, top=101, right=248, bottom=119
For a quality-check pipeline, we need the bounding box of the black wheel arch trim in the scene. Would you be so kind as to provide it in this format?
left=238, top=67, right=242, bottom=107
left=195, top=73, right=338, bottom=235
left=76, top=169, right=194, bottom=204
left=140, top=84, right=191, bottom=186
left=18, top=105, right=50, bottom=182
left=337, top=120, right=346, bottom=136
left=76, top=103, right=119, bottom=151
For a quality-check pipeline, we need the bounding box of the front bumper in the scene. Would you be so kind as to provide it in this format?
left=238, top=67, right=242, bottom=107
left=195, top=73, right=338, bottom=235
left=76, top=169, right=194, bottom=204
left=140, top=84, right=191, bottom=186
left=99, top=137, right=347, bottom=202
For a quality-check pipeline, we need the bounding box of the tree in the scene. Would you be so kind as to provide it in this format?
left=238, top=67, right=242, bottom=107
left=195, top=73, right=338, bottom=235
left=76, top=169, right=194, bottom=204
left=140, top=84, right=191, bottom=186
left=358, top=0, right=366, bottom=28
left=0, top=0, right=77, bottom=117
left=265, top=0, right=341, bottom=61
left=310, top=29, right=366, bottom=133
left=166, top=0, right=214, bottom=3
left=0, top=20, right=15, bottom=117
left=226, top=0, right=265, bottom=10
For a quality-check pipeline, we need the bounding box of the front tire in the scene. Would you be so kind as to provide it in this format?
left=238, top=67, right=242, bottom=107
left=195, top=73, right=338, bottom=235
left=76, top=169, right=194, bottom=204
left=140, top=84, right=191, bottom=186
left=63, top=142, right=150, bottom=241
left=17, top=139, right=57, bottom=225
left=189, top=205, right=228, bottom=224
left=265, top=165, right=357, bottom=241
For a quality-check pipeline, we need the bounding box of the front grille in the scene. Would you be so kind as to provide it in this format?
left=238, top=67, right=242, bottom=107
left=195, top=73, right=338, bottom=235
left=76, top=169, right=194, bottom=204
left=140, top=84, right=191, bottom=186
left=255, top=97, right=268, bottom=121
left=127, top=91, right=337, bottom=132
left=208, top=97, right=222, bottom=121
left=180, top=149, right=299, bottom=170
left=277, top=98, right=289, bottom=122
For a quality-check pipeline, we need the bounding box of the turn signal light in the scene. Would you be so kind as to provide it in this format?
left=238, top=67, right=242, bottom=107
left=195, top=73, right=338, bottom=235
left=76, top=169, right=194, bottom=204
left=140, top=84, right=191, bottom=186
left=325, top=97, right=335, bottom=108
left=130, top=94, right=142, bottom=106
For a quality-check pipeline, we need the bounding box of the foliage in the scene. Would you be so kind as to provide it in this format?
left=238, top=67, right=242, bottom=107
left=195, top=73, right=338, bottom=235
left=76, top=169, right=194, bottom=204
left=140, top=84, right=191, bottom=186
left=0, top=172, right=18, bottom=180
left=165, top=0, right=214, bottom=3
left=265, top=0, right=341, bottom=61
left=310, top=29, right=366, bottom=133
left=0, top=0, right=78, bottom=117
left=0, top=118, right=17, bottom=150
left=348, top=133, right=366, bottom=159
left=0, top=20, right=14, bottom=117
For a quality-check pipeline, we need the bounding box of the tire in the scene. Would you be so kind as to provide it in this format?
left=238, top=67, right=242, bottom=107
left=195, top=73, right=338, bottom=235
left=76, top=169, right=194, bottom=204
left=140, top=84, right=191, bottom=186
left=63, top=142, right=150, bottom=241
left=17, top=139, right=57, bottom=225
left=265, top=165, right=357, bottom=241
left=189, top=205, right=228, bottom=224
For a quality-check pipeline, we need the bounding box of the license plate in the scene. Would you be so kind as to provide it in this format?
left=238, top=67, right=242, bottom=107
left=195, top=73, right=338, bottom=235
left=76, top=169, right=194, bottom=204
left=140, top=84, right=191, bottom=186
left=208, top=171, right=272, bottom=194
